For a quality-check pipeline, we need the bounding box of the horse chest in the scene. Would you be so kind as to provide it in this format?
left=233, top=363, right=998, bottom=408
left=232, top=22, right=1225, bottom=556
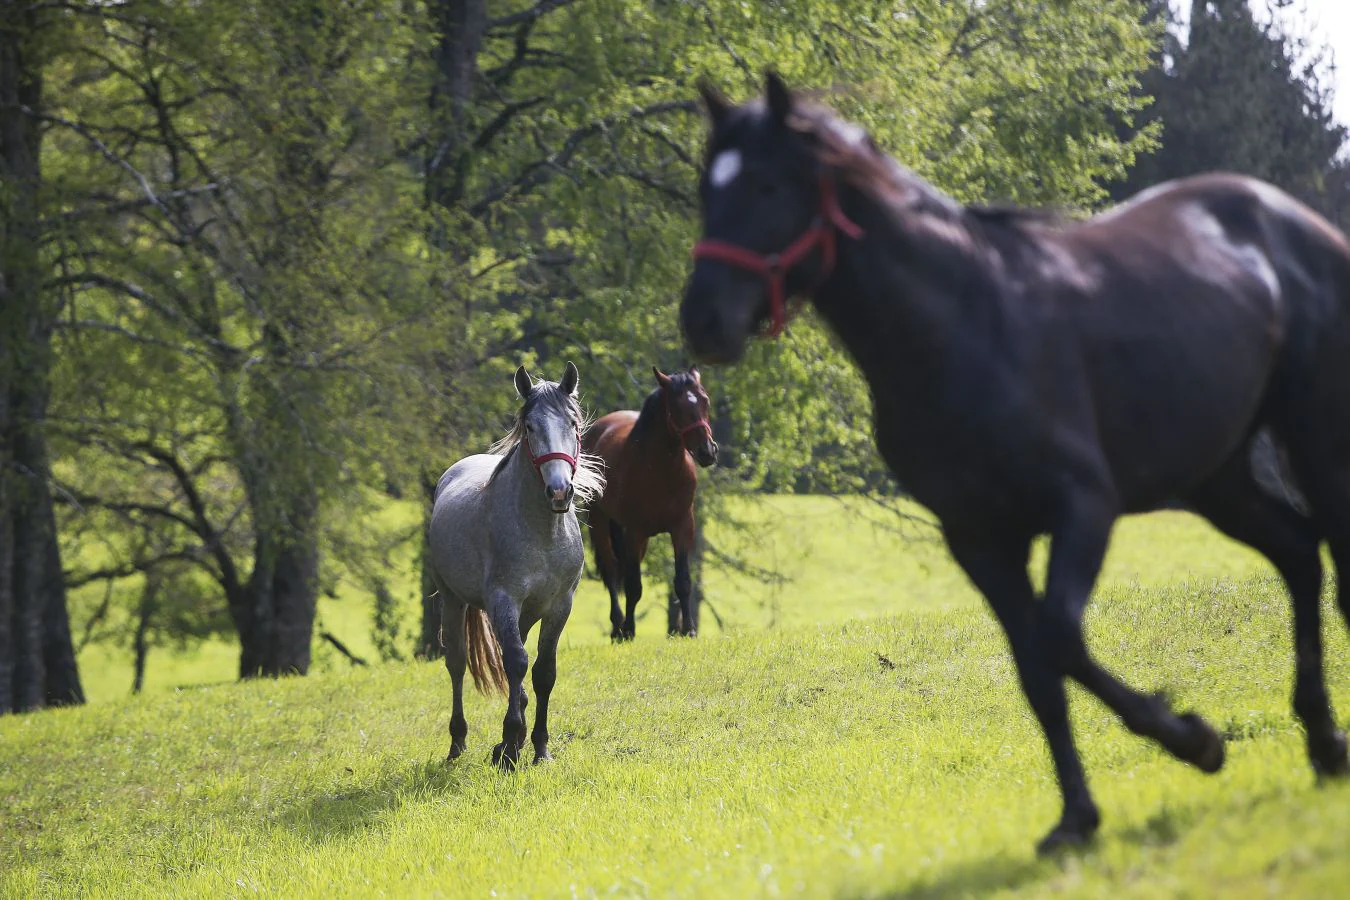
left=609, top=458, right=697, bottom=534
left=873, top=400, right=1057, bottom=529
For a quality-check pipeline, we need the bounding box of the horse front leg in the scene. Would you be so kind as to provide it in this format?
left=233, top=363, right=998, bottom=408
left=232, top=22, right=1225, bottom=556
left=1043, top=492, right=1224, bottom=777
left=486, top=588, right=529, bottom=770
left=945, top=528, right=1100, bottom=855
left=532, top=590, right=573, bottom=763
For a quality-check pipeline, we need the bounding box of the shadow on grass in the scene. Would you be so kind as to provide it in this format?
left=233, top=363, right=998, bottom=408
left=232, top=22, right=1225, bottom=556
left=853, top=853, right=1054, bottom=899
left=852, top=776, right=1343, bottom=899
left=273, top=755, right=477, bottom=843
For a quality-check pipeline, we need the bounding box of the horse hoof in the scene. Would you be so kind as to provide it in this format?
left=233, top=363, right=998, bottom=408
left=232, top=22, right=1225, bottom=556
left=492, top=742, right=520, bottom=771
left=533, top=749, right=553, bottom=765
left=446, top=742, right=465, bottom=763
left=1311, top=728, right=1349, bottom=778
left=1035, top=819, right=1097, bottom=857
left=1179, top=712, right=1225, bottom=773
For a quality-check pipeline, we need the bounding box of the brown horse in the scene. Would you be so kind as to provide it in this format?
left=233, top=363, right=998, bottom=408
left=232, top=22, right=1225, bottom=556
left=681, top=73, right=1350, bottom=853
left=583, top=367, right=718, bottom=639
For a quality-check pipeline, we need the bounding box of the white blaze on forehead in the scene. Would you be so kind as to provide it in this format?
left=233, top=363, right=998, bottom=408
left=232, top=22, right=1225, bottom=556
left=686, top=391, right=697, bottom=404
left=709, top=150, right=741, bottom=188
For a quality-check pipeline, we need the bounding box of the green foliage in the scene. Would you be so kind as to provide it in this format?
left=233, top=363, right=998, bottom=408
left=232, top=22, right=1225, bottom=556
left=35, top=0, right=1160, bottom=675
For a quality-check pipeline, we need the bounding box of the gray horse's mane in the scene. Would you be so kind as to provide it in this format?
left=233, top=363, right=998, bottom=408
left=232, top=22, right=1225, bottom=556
left=487, top=377, right=606, bottom=506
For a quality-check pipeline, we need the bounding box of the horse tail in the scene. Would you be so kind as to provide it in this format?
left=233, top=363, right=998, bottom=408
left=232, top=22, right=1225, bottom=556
left=464, top=606, right=508, bottom=695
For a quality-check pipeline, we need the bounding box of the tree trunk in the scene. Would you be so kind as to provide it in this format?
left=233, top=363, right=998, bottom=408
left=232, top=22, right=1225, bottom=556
left=413, top=0, right=486, bottom=661
left=0, top=4, right=85, bottom=714
left=236, top=490, right=319, bottom=678
left=132, top=572, right=159, bottom=694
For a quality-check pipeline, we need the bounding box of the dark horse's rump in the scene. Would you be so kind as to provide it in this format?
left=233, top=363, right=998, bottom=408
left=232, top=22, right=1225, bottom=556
left=680, top=73, right=1350, bottom=854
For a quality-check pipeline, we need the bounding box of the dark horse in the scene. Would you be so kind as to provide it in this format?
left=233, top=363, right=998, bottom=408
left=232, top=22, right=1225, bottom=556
left=583, top=367, right=718, bottom=639
left=681, top=73, right=1350, bottom=853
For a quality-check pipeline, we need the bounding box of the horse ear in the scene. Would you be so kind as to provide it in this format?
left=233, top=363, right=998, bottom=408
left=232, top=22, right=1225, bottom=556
left=689, top=365, right=701, bottom=383
left=697, top=77, right=731, bottom=128
left=765, top=69, right=792, bottom=124
left=514, top=365, right=532, bottom=399
left=559, top=360, right=579, bottom=397
left=652, top=365, right=671, bottom=388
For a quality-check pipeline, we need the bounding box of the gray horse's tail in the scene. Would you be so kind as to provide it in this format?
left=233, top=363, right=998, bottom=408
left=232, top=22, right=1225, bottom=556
left=465, top=607, right=508, bottom=695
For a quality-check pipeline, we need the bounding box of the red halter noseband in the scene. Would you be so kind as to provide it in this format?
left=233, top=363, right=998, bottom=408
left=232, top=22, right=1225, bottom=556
left=691, top=174, right=864, bottom=337
left=525, top=432, right=580, bottom=479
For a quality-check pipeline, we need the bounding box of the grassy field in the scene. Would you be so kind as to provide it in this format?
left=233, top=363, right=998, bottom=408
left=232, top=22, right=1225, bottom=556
left=7, top=498, right=1350, bottom=897
left=73, top=496, right=1273, bottom=702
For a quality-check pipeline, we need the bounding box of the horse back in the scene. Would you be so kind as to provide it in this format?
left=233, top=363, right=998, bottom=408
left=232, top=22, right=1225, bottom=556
left=1045, top=173, right=1350, bottom=507
left=583, top=409, right=698, bottom=536
left=582, top=410, right=639, bottom=463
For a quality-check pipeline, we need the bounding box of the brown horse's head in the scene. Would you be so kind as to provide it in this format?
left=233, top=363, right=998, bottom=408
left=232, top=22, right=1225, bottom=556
left=654, top=366, right=718, bottom=468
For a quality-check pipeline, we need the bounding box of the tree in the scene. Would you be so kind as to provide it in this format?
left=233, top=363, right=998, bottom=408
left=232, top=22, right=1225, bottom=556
left=33, top=0, right=1160, bottom=682
left=45, top=0, right=436, bottom=678
left=1113, top=0, right=1347, bottom=210
left=0, top=2, right=85, bottom=713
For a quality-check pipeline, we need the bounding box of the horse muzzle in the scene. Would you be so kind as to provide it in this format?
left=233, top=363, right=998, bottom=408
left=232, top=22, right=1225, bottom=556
left=693, top=441, right=719, bottom=468
left=547, top=481, right=574, bottom=513
left=680, top=270, right=754, bottom=364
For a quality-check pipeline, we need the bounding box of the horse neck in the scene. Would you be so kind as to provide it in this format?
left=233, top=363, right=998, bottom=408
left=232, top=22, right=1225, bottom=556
left=631, top=393, right=687, bottom=462
left=813, top=184, right=1000, bottom=393
left=498, top=441, right=567, bottom=533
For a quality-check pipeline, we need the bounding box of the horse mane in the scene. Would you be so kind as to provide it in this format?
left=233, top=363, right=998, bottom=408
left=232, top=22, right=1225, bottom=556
left=783, top=98, right=1065, bottom=234
left=485, top=377, right=605, bottom=505
left=629, top=371, right=699, bottom=445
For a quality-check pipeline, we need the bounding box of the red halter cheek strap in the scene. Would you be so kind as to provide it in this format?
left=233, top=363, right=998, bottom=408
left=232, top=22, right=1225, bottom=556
left=690, top=174, right=864, bottom=337
left=665, top=393, right=713, bottom=445
left=526, top=432, right=580, bottom=479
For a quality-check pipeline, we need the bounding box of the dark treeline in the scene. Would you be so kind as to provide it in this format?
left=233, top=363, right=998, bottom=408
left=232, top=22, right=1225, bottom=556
left=0, top=0, right=1343, bottom=711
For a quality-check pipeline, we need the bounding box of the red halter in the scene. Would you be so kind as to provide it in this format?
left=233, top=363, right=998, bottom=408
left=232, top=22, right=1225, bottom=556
left=691, top=174, right=864, bottom=337
left=525, top=432, right=580, bottom=479
left=665, top=392, right=713, bottom=445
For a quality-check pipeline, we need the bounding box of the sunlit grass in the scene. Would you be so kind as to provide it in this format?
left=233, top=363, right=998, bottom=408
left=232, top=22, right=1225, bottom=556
left=4, top=573, right=1348, bottom=897
left=8, top=499, right=1348, bottom=897
left=73, top=496, right=1272, bottom=702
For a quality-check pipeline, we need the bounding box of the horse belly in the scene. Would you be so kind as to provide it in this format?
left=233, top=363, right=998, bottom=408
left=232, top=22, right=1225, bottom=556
left=427, top=456, right=498, bottom=603
left=1088, top=323, right=1276, bottom=509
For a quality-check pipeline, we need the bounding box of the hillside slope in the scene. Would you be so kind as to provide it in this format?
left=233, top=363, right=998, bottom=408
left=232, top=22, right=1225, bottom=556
left=73, top=498, right=1275, bottom=702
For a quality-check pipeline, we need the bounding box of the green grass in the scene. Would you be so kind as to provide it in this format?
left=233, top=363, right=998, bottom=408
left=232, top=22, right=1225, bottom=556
left=73, top=496, right=1272, bottom=702
left=8, top=498, right=1350, bottom=897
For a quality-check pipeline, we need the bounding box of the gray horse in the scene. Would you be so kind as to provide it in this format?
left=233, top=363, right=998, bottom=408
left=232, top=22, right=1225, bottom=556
left=428, top=362, right=605, bottom=769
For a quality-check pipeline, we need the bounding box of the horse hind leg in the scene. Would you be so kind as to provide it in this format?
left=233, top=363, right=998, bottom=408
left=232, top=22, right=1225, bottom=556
left=1192, top=437, right=1347, bottom=777
left=620, top=534, right=649, bottom=640
left=592, top=512, right=625, bottom=640
left=441, top=593, right=469, bottom=761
